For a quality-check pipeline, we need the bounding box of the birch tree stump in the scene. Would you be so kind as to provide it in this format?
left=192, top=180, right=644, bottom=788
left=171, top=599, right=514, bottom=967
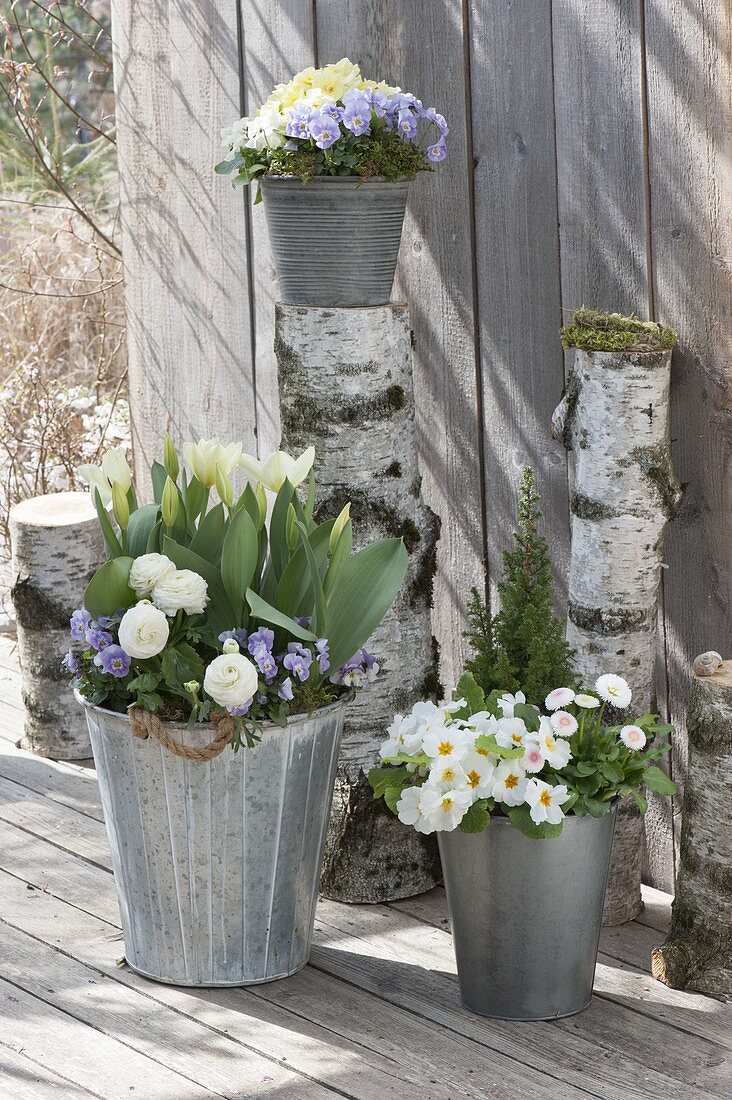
left=553, top=349, right=683, bottom=920
left=10, top=493, right=103, bottom=759
left=276, top=303, right=442, bottom=902
left=652, top=660, right=732, bottom=993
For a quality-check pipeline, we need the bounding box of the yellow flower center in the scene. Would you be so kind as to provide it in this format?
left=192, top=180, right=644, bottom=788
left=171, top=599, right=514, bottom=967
left=545, top=736, right=556, bottom=751
left=512, top=733, right=523, bottom=744
left=467, top=770, right=481, bottom=789
left=441, top=797, right=454, bottom=811
left=437, top=740, right=454, bottom=756
left=540, top=790, right=552, bottom=807
left=504, top=774, right=519, bottom=790
left=475, top=747, right=489, bottom=757
left=442, top=767, right=456, bottom=782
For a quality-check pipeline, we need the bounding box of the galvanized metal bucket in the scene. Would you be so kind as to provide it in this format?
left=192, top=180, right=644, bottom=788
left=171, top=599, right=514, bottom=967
left=80, top=697, right=348, bottom=986
left=260, top=176, right=408, bottom=307
left=438, top=805, right=617, bottom=1020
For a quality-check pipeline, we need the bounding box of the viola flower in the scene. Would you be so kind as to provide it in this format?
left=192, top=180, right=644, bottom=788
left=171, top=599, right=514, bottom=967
left=550, top=710, right=578, bottom=737
left=595, top=674, right=632, bottom=709
left=62, top=649, right=80, bottom=676
left=525, top=779, right=569, bottom=826
left=309, top=112, right=340, bottom=149
left=490, top=761, right=527, bottom=806
left=247, top=627, right=274, bottom=656
left=420, top=786, right=472, bottom=832
left=227, top=700, right=252, bottom=717
left=219, top=627, right=248, bottom=647
left=315, top=639, right=330, bottom=674
left=342, top=94, right=371, bottom=135
left=285, top=104, right=315, bottom=138
left=86, top=627, right=113, bottom=652
left=94, top=645, right=131, bottom=678
left=70, top=608, right=91, bottom=642
left=545, top=687, right=576, bottom=711
left=427, top=140, right=447, bottom=163
left=361, top=649, right=379, bottom=683
left=284, top=642, right=312, bottom=682
left=620, top=724, right=647, bottom=750
left=295, top=615, right=312, bottom=629
left=397, top=108, right=417, bottom=139
left=278, top=677, right=294, bottom=701
left=255, top=651, right=278, bottom=682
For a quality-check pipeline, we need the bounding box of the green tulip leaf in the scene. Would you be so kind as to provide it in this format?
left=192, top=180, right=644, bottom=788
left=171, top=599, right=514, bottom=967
left=246, top=588, right=318, bottom=641
left=126, top=503, right=161, bottom=559
left=84, top=556, right=136, bottom=618
left=326, top=538, right=408, bottom=672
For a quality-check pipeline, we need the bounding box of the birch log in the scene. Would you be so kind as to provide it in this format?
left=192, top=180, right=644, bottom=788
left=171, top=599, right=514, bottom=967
left=10, top=493, right=103, bottom=759
left=553, top=349, right=682, bottom=922
left=652, top=660, right=732, bottom=993
left=276, top=303, right=441, bottom=902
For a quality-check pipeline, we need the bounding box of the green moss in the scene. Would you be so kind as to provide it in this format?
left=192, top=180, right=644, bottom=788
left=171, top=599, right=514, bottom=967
left=315, top=487, right=422, bottom=553
left=381, top=461, right=402, bottom=479
left=570, top=491, right=617, bottom=521
left=406, top=509, right=441, bottom=609
left=266, top=128, right=430, bottom=184
left=568, top=601, right=652, bottom=635
left=631, top=442, right=684, bottom=519
left=561, top=309, right=678, bottom=353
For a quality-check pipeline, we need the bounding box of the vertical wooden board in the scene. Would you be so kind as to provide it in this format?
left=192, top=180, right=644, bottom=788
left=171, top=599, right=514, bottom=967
left=111, top=0, right=256, bottom=479
left=645, top=0, right=732, bottom=844
left=552, top=0, right=650, bottom=316
left=551, top=0, right=674, bottom=889
left=314, top=0, right=485, bottom=690
left=238, top=1, right=316, bottom=456
left=467, top=1, right=569, bottom=613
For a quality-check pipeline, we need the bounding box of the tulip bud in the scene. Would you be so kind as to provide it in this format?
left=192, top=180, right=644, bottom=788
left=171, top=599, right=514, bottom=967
left=214, top=463, right=234, bottom=509
left=111, top=481, right=130, bottom=531
left=161, top=476, right=179, bottom=528
left=329, top=502, right=351, bottom=554
left=222, top=638, right=239, bottom=654
left=255, top=483, right=267, bottom=528
left=162, top=433, right=179, bottom=481
left=286, top=503, right=299, bottom=552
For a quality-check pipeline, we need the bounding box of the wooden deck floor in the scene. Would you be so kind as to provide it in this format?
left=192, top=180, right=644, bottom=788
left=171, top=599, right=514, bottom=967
left=0, top=636, right=729, bottom=1100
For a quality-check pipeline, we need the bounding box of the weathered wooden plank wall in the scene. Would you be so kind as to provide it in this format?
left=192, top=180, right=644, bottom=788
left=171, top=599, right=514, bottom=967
left=111, top=0, right=731, bottom=885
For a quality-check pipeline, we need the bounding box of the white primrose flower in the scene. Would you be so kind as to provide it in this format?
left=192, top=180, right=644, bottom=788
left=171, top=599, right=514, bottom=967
left=129, top=553, right=176, bottom=597
left=525, top=778, right=570, bottom=826
left=422, top=724, right=471, bottom=762
left=461, top=749, right=497, bottom=797
left=550, top=710, right=578, bottom=737
left=467, top=710, right=499, bottom=736
left=535, top=717, right=573, bottom=768
left=595, top=674, right=632, bottom=709
left=221, top=116, right=250, bottom=153
left=246, top=108, right=287, bottom=150
left=620, top=724, right=647, bottom=750
left=495, top=717, right=529, bottom=751
left=396, top=786, right=432, bottom=833
left=238, top=446, right=315, bottom=492
left=379, top=712, right=423, bottom=759
left=427, top=758, right=468, bottom=792
left=420, top=786, right=473, bottom=832
left=151, top=569, right=209, bottom=616
left=118, top=600, right=170, bottom=659
left=497, top=690, right=526, bottom=718
left=490, top=761, right=528, bottom=807
left=522, top=742, right=545, bottom=774
left=203, top=652, right=258, bottom=708
left=545, top=687, right=576, bottom=711
left=575, top=693, right=601, bottom=709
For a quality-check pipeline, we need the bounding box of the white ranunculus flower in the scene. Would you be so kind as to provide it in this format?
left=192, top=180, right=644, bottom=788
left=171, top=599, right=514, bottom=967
left=595, top=674, right=632, bottom=709
left=238, top=446, right=315, bottom=492
left=151, top=569, right=209, bottom=616
left=182, top=439, right=242, bottom=488
left=129, top=553, right=176, bottom=597
left=118, top=601, right=170, bottom=659
left=203, top=652, right=258, bottom=708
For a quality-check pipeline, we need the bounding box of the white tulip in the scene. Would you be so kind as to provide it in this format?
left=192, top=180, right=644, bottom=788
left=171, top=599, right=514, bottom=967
left=78, top=446, right=132, bottom=504
left=204, top=652, right=259, bottom=708
left=182, top=439, right=242, bottom=488
left=129, top=553, right=176, bottom=597
left=118, top=601, right=170, bottom=659
left=151, top=569, right=209, bottom=616
left=238, top=446, right=315, bottom=492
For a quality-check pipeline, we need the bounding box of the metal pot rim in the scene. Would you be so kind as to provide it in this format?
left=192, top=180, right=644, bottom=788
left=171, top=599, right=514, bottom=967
left=74, top=687, right=354, bottom=732
left=260, top=174, right=410, bottom=189
left=459, top=802, right=618, bottom=832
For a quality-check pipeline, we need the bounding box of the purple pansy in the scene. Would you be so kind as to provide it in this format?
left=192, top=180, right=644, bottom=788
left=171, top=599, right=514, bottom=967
left=295, top=616, right=312, bottom=628
left=331, top=647, right=380, bottom=689
left=284, top=642, right=312, bottom=682
left=322, top=102, right=344, bottom=122
left=95, top=645, right=131, bottom=678
left=70, top=608, right=91, bottom=642
left=424, top=106, right=449, bottom=136
left=62, top=649, right=80, bottom=676
left=278, top=677, right=294, bottom=701
left=247, top=627, right=274, bottom=656
left=86, top=627, right=113, bottom=652
left=255, top=651, right=278, bottom=682
left=227, top=699, right=253, bottom=717
left=315, top=638, right=330, bottom=674
left=427, top=140, right=447, bottom=163
left=397, top=109, right=417, bottom=139
left=342, top=93, right=371, bottom=136
left=285, top=104, right=315, bottom=139
left=309, top=112, right=340, bottom=149
left=219, top=628, right=248, bottom=647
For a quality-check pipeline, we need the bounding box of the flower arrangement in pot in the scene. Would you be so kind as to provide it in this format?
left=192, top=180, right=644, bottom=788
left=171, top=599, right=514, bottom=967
left=369, top=470, right=676, bottom=1020
left=215, top=57, right=448, bottom=308
left=70, top=437, right=407, bottom=986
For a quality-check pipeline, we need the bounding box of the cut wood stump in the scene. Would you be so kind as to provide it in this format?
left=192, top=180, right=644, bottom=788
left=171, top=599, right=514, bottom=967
left=553, top=348, right=682, bottom=915
left=276, top=303, right=441, bottom=902
left=10, top=493, right=103, bottom=759
left=652, top=659, right=732, bottom=993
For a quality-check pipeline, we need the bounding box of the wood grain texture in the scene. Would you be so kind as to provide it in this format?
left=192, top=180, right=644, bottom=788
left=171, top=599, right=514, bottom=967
left=314, top=0, right=485, bottom=688
left=110, top=0, right=256, bottom=481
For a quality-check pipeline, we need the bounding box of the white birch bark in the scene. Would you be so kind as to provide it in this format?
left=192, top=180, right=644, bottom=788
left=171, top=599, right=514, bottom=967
left=553, top=349, right=682, bottom=920
left=652, top=659, right=732, bottom=993
left=276, top=304, right=441, bottom=902
left=10, top=493, right=103, bottom=759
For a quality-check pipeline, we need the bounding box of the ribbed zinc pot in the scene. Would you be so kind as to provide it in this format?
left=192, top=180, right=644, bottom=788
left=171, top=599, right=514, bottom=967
left=79, top=695, right=349, bottom=986
left=438, top=805, right=617, bottom=1020
left=260, top=176, right=408, bottom=307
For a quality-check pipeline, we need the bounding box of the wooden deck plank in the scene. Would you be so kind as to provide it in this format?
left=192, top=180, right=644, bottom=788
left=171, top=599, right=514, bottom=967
left=0, top=740, right=102, bottom=821
left=0, top=1043, right=101, bottom=1099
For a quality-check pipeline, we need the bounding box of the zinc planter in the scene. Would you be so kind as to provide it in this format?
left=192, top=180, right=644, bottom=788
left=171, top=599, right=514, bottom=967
left=260, top=176, right=408, bottom=307
left=80, top=696, right=348, bottom=986
left=438, top=806, right=617, bottom=1020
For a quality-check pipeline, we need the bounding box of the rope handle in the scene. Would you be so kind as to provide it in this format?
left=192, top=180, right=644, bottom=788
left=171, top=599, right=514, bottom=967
left=128, top=706, right=236, bottom=762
